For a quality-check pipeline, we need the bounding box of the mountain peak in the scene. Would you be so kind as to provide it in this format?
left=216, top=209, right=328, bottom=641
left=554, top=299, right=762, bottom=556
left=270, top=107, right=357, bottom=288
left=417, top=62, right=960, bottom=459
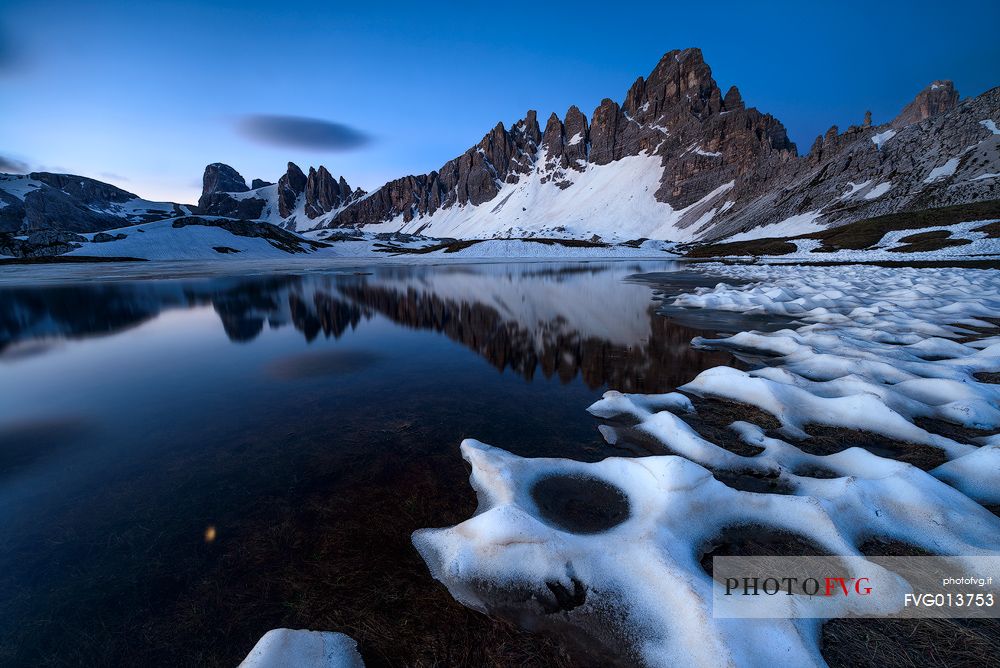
left=624, top=47, right=720, bottom=120
left=304, top=166, right=357, bottom=219
left=723, top=86, right=744, bottom=111
left=277, top=162, right=308, bottom=218
left=892, top=80, right=959, bottom=127
left=198, top=163, right=249, bottom=210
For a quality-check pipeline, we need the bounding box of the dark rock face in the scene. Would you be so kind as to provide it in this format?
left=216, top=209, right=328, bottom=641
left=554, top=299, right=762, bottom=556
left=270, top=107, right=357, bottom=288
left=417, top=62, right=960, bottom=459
left=562, top=106, right=590, bottom=170
left=92, top=232, right=127, bottom=243
left=303, top=167, right=359, bottom=219
left=0, top=173, right=169, bottom=234
left=195, top=164, right=265, bottom=218
left=30, top=173, right=135, bottom=207
left=197, top=193, right=266, bottom=220
left=892, top=81, right=959, bottom=127
left=198, top=163, right=249, bottom=211
left=251, top=178, right=273, bottom=189
left=277, top=162, right=308, bottom=218
left=22, top=187, right=125, bottom=233
left=0, top=230, right=86, bottom=257
left=0, top=189, right=24, bottom=233
left=723, top=86, right=744, bottom=111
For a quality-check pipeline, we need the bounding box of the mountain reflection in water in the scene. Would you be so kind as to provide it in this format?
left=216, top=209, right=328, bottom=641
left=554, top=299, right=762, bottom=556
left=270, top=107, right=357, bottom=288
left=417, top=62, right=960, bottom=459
left=1, top=262, right=735, bottom=393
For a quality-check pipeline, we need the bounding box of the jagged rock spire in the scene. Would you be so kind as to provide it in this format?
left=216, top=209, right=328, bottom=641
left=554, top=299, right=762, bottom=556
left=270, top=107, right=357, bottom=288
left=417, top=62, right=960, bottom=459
left=304, top=166, right=358, bottom=219
left=892, top=80, right=959, bottom=127
left=277, top=162, right=307, bottom=218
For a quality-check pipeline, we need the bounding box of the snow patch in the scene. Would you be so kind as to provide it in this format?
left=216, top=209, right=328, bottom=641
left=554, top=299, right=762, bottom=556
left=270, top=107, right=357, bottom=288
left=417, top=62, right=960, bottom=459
left=840, top=181, right=871, bottom=199
left=923, top=158, right=960, bottom=183
left=863, top=181, right=892, bottom=200
left=870, top=129, right=896, bottom=149
left=693, top=146, right=722, bottom=158
left=724, top=210, right=824, bottom=242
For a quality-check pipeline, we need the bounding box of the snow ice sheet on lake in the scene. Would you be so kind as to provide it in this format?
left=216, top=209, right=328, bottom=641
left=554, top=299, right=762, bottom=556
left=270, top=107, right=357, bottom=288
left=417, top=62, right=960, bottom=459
left=413, top=264, right=1000, bottom=666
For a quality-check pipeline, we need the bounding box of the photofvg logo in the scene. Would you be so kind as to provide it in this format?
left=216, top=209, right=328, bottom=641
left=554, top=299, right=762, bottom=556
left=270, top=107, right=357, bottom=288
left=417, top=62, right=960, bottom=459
left=723, top=574, right=872, bottom=597
left=712, top=556, right=1000, bottom=619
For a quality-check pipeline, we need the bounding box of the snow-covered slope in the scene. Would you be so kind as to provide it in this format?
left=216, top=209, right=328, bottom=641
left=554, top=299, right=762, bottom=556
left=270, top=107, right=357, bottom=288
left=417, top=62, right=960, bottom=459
left=361, top=152, right=734, bottom=242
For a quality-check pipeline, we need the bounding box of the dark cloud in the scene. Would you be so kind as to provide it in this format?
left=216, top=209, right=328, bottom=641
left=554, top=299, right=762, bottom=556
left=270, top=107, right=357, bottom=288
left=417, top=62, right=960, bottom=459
left=0, top=155, right=29, bottom=174
left=237, top=114, right=371, bottom=151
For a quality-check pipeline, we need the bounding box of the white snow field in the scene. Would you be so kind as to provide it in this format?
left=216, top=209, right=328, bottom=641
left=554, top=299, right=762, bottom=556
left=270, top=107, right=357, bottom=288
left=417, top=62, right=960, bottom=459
left=238, top=628, right=363, bottom=668
left=413, top=264, right=1000, bottom=667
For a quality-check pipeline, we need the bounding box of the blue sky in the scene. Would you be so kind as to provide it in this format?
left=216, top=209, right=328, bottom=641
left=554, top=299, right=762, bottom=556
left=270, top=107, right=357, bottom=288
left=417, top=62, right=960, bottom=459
left=1, top=0, right=997, bottom=203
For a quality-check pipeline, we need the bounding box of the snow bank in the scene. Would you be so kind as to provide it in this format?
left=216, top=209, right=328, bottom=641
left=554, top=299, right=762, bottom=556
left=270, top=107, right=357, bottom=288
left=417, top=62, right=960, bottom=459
left=239, top=629, right=363, bottom=668
left=414, top=264, right=1000, bottom=665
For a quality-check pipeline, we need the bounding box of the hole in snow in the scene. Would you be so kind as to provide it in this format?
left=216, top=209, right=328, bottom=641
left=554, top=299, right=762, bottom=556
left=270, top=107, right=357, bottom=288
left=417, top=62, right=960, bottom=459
left=530, top=475, right=630, bottom=534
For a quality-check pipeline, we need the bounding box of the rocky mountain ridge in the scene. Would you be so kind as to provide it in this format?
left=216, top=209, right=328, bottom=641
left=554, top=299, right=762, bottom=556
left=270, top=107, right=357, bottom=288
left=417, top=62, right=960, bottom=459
left=2, top=48, right=997, bottom=242
left=0, top=172, right=183, bottom=234
left=207, top=48, right=999, bottom=241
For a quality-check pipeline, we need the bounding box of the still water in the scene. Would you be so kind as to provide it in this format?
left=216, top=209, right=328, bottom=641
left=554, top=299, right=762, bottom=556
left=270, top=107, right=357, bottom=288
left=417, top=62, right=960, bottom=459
left=0, top=260, right=746, bottom=666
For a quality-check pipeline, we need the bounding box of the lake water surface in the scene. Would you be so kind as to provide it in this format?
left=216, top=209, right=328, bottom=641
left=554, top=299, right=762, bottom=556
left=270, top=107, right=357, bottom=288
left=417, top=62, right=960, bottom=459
left=0, top=260, right=753, bottom=666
